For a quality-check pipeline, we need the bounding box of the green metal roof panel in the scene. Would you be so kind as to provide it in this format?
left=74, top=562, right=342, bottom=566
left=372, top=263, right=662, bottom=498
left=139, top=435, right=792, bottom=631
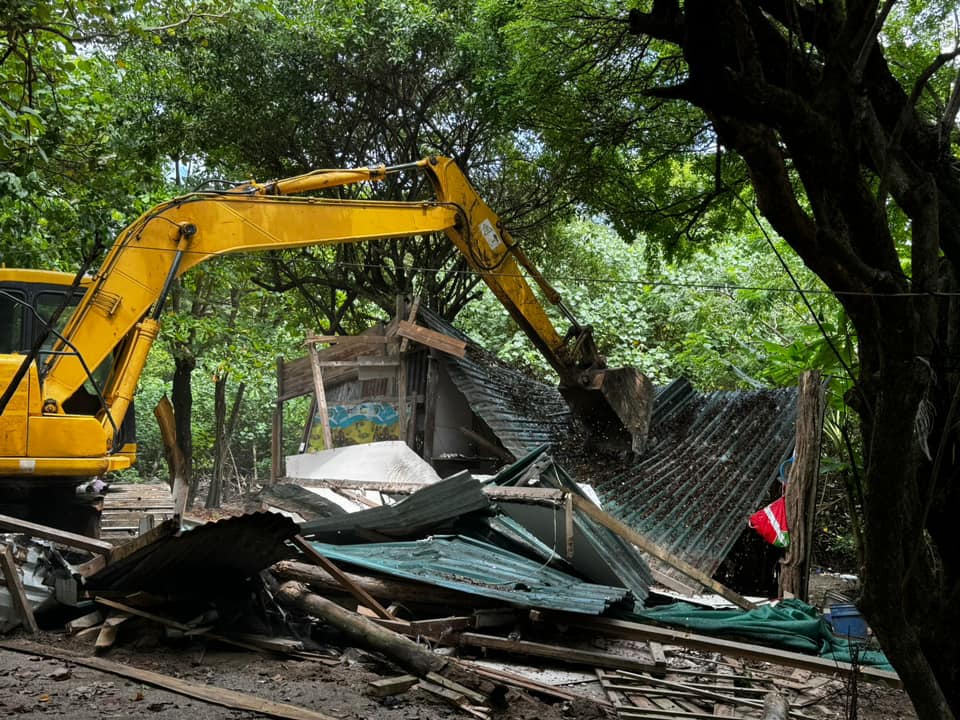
left=308, top=535, right=634, bottom=615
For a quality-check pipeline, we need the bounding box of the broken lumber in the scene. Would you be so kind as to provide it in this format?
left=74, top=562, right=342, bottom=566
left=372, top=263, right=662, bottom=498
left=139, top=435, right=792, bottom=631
left=276, top=581, right=446, bottom=676
left=0, top=513, right=113, bottom=556
left=570, top=496, right=756, bottom=610
left=368, top=674, right=419, bottom=698
left=0, top=544, right=38, bottom=634
left=396, top=320, right=467, bottom=357
left=272, top=559, right=483, bottom=608
left=0, top=638, right=337, bottom=720
left=291, top=535, right=395, bottom=620
left=559, top=614, right=901, bottom=688
left=460, top=632, right=660, bottom=675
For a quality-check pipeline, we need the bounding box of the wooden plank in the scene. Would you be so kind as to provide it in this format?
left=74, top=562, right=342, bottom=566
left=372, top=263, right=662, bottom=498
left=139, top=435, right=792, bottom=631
left=570, top=496, right=757, bottom=611
left=399, top=295, right=421, bottom=353
left=292, top=535, right=396, bottom=620
left=307, top=335, right=392, bottom=345
left=0, top=638, right=338, bottom=720
left=307, top=346, right=334, bottom=451
left=459, top=633, right=659, bottom=674
left=0, top=544, right=38, bottom=634
left=285, top=477, right=565, bottom=502
left=315, top=358, right=400, bottom=368
left=396, top=320, right=467, bottom=358
left=559, top=615, right=901, bottom=688
left=649, top=641, right=668, bottom=678
left=108, top=518, right=178, bottom=566
left=0, top=513, right=113, bottom=556
left=66, top=610, right=104, bottom=634
left=425, top=671, right=488, bottom=705
left=368, top=674, right=418, bottom=697
left=564, top=492, right=575, bottom=559
left=460, top=659, right=610, bottom=706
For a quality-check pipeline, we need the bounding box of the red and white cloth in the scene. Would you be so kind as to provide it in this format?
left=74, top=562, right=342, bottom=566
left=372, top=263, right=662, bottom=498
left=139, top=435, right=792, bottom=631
left=749, top=496, right=790, bottom=548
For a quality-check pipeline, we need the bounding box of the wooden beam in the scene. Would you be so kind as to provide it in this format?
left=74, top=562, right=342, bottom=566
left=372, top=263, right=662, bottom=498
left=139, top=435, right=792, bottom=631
left=276, top=581, right=446, bottom=677
left=399, top=295, right=421, bottom=353
left=292, top=535, right=396, bottom=620
left=284, top=477, right=566, bottom=502
left=307, top=345, right=334, bottom=451
left=368, top=674, right=418, bottom=698
left=0, top=513, right=113, bottom=556
left=459, top=633, right=660, bottom=675
left=557, top=615, right=901, bottom=688
left=0, top=544, right=38, bottom=634
left=396, top=320, right=467, bottom=358
left=569, top=496, right=757, bottom=610
left=0, top=638, right=338, bottom=720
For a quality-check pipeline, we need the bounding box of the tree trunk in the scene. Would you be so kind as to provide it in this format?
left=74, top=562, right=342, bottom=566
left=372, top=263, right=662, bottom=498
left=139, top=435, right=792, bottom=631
left=779, top=371, right=825, bottom=601
left=207, top=378, right=245, bottom=509
left=171, top=350, right=196, bottom=508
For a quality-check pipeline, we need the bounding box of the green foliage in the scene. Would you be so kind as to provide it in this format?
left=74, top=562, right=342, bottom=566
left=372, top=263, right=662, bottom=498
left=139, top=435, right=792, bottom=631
left=458, top=216, right=836, bottom=391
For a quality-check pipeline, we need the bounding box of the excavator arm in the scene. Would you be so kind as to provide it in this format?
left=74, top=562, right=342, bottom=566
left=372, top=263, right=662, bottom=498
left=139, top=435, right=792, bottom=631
left=2, top=157, right=652, bottom=480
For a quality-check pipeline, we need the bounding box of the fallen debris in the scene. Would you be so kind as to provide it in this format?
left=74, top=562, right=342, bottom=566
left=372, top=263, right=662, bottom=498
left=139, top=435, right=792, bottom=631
left=276, top=580, right=444, bottom=677
left=0, top=638, right=339, bottom=720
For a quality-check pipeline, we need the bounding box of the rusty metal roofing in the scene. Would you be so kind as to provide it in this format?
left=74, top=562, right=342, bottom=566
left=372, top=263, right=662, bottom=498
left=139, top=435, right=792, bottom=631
left=299, top=472, right=491, bottom=542
left=85, top=512, right=298, bottom=594
left=591, top=378, right=798, bottom=585
left=308, top=535, right=634, bottom=615
left=418, top=307, right=572, bottom=459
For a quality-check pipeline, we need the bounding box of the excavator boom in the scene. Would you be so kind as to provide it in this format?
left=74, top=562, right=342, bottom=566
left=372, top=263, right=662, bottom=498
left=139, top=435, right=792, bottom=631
left=0, top=156, right=652, bottom=485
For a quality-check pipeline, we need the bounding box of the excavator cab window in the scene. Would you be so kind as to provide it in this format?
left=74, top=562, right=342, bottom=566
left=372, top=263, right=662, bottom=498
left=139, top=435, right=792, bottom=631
left=0, top=280, right=84, bottom=354
left=0, top=288, right=26, bottom=354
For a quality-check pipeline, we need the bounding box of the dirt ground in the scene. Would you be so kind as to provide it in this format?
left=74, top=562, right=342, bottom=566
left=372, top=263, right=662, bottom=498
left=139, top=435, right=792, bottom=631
left=0, top=627, right=919, bottom=720
left=0, top=629, right=603, bottom=720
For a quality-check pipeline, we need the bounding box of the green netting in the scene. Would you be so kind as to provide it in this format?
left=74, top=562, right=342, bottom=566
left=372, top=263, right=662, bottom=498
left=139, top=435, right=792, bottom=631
left=627, top=598, right=893, bottom=672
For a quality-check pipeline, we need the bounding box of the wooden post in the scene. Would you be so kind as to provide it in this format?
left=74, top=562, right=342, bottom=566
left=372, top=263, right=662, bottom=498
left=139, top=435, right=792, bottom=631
left=779, top=370, right=825, bottom=602
left=396, top=296, right=408, bottom=443
left=423, top=350, right=439, bottom=466
left=307, top=343, right=334, bottom=451
left=271, top=357, right=284, bottom=485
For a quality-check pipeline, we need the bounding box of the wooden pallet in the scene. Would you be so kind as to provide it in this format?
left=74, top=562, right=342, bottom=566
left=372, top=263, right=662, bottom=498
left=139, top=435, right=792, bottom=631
left=100, top=483, right=174, bottom=542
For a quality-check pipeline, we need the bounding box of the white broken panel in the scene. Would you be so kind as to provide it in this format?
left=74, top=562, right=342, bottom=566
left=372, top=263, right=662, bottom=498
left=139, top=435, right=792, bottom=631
left=285, top=440, right=441, bottom=486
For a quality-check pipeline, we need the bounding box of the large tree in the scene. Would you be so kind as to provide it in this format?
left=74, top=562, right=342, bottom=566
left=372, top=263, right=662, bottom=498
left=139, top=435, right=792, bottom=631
left=495, top=1, right=960, bottom=716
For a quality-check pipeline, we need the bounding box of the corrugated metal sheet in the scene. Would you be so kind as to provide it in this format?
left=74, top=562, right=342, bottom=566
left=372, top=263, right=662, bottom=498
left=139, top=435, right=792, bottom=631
left=592, top=378, right=798, bottom=584
left=494, top=445, right=653, bottom=604
left=418, top=307, right=572, bottom=459
left=299, top=472, right=491, bottom=541
left=309, top=535, right=634, bottom=615
left=85, top=512, right=298, bottom=594
left=414, top=309, right=798, bottom=588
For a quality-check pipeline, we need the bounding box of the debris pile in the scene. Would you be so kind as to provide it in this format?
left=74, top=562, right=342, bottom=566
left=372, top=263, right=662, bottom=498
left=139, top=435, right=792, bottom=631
left=0, top=444, right=906, bottom=719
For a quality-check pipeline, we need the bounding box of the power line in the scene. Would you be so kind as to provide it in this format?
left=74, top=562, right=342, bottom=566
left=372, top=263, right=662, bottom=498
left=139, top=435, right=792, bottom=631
left=64, top=243, right=960, bottom=298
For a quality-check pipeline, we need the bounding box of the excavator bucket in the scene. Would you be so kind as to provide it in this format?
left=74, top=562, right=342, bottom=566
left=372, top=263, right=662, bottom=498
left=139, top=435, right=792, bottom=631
left=560, top=367, right=654, bottom=455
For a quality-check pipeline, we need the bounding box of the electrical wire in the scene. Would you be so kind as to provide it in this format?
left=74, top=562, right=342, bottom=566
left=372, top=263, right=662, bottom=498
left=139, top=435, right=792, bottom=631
left=63, top=244, right=960, bottom=298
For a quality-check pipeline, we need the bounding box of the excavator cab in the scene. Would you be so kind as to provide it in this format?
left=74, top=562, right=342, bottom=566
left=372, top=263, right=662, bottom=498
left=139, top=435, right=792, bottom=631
left=0, top=270, right=86, bottom=355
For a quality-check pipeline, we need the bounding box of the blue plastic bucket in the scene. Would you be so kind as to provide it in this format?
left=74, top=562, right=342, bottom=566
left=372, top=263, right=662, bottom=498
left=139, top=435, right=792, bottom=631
left=827, top=603, right=868, bottom=639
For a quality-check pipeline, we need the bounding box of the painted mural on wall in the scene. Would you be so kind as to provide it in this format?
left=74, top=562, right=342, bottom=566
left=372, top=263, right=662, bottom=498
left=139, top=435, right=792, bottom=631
left=308, top=401, right=401, bottom=451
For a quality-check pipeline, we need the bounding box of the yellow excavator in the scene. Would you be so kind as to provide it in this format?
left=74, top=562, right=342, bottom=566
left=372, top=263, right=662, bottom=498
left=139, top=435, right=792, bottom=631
left=0, top=157, right=652, bottom=529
